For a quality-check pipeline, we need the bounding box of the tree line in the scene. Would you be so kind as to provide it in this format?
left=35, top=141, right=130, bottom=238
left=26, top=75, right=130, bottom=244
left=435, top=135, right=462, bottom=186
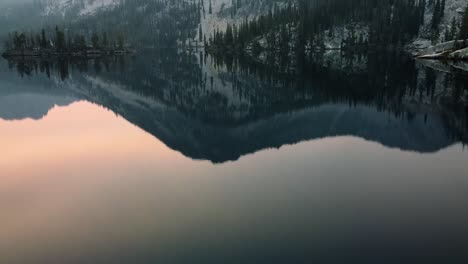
left=4, top=26, right=126, bottom=53
left=69, top=0, right=201, bottom=48
left=207, top=0, right=468, bottom=56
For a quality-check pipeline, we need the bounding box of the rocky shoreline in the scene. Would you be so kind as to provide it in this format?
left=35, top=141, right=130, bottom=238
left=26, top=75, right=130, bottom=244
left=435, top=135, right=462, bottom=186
left=415, top=39, right=468, bottom=60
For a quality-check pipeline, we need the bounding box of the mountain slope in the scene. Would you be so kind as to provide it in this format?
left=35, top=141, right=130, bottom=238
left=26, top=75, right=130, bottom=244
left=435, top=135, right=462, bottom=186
left=200, top=0, right=289, bottom=38
left=41, top=0, right=120, bottom=17
left=3, top=0, right=466, bottom=50
left=413, top=0, right=466, bottom=48
left=1, top=0, right=200, bottom=47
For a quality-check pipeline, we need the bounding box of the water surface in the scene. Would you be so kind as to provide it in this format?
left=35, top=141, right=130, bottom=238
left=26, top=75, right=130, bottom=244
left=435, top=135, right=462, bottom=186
left=1, top=51, right=468, bottom=263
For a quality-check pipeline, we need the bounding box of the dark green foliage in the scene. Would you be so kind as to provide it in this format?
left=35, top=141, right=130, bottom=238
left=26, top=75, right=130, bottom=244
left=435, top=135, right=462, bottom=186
left=460, top=4, right=468, bottom=40
left=40, top=29, right=48, bottom=48
left=446, top=17, right=459, bottom=41
left=432, top=0, right=442, bottom=29
left=199, top=25, right=203, bottom=42
left=209, top=0, right=427, bottom=56
left=102, top=32, right=109, bottom=48
left=4, top=26, right=124, bottom=53
left=118, top=35, right=125, bottom=49
left=91, top=33, right=100, bottom=49
left=73, top=34, right=87, bottom=50
left=68, top=0, right=201, bottom=48
left=12, top=32, right=27, bottom=50
left=55, top=26, right=66, bottom=51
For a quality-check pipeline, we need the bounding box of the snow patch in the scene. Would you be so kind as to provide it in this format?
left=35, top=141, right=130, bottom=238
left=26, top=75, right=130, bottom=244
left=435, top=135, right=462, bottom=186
left=42, top=0, right=119, bottom=17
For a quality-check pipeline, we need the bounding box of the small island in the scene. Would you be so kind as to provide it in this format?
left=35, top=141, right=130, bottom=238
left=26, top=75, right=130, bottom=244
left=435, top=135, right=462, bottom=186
left=2, top=26, right=134, bottom=59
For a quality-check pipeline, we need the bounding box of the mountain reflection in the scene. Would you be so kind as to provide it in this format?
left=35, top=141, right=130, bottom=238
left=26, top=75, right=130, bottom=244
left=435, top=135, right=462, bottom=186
left=2, top=49, right=467, bottom=163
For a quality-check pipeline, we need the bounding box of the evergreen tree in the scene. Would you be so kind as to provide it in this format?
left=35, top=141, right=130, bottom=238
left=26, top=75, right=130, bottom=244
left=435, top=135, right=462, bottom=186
left=73, top=34, right=87, bottom=51
left=35, top=34, right=41, bottom=49
left=29, top=34, right=36, bottom=49
left=117, top=34, right=125, bottom=49
left=432, top=0, right=441, bottom=30
left=460, top=4, right=468, bottom=40
left=199, top=25, right=203, bottom=42
left=450, top=17, right=458, bottom=40
left=40, top=29, right=48, bottom=48
left=102, top=32, right=109, bottom=48
left=55, top=26, right=66, bottom=52
left=441, top=0, right=446, bottom=18
left=224, top=24, right=234, bottom=47
left=13, top=32, right=27, bottom=50
left=4, top=34, right=12, bottom=50
left=91, top=32, right=100, bottom=49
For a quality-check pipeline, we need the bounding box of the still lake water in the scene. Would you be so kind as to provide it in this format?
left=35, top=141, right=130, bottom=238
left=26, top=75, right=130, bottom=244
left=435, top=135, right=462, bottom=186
left=1, top=50, right=468, bottom=262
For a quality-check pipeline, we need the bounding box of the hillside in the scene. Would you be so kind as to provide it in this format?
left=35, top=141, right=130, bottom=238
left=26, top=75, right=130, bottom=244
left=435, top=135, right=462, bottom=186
left=40, top=0, right=119, bottom=17
left=411, top=0, right=466, bottom=50
left=200, top=0, right=289, bottom=38
left=205, top=0, right=467, bottom=56
left=0, top=0, right=466, bottom=53
left=1, top=0, right=200, bottom=47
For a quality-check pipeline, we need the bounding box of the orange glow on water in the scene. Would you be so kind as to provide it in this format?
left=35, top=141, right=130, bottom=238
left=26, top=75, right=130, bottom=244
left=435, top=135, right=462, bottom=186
left=1, top=100, right=468, bottom=263
left=0, top=101, right=183, bottom=178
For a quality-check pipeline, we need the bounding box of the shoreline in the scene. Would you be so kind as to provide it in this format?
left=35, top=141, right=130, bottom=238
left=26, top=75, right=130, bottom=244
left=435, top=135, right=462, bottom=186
left=2, top=49, right=135, bottom=59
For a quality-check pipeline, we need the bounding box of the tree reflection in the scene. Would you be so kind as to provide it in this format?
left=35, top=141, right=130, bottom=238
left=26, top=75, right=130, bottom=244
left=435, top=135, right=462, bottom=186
left=5, top=50, right=468, bottom=155
left=7, top=56, right=128, bottom=81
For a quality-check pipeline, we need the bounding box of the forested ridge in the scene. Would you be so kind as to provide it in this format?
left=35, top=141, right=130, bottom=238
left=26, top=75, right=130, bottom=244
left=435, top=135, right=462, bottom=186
left=1, top=0, right=467, bottom=55
left=208, top=0, right=468, bottom=55
left=1, top=0, right=201, bottom=48
left=2, top=26, right=128, bottom=58
left=69, top=0, right=201, bottom=47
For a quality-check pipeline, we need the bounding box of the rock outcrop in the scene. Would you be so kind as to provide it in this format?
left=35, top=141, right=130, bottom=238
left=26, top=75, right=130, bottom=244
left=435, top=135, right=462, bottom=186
left=416, top=39, right=468, bottom=60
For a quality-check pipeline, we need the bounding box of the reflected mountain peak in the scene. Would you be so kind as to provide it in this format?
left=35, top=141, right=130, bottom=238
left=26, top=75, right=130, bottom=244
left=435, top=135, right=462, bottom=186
left=0, top=94, right=76, bottom=121
left=1, top=49, right=467, bottom=163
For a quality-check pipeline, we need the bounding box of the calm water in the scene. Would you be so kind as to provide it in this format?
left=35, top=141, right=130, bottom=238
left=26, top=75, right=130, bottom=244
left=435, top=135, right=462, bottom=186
left=1, top=50, right=468, bottom=263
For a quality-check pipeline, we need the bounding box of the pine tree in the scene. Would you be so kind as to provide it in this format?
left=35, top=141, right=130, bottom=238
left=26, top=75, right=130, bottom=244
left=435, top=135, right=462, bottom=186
left=431, top=0, right=441, bottom=30
left=35, top=34, right=41, bottom=49
left=29, top=34, right=36, bottom=49
left=91, top=32, right=100, bottom=49
left=225, top=24, right=234, bottom=47
left=40, top=29, right=47, bottom=48
left=460, top=4, right=468, bottom=40
left=55, top=26, right=66, bottom=52
left=450, top=17, right=458, bottom=40
left=4, top=34, right=12, bottom=50
left=199, top=25, right=203, bottom=42
left=117, top=34, right=124, bottom=49
left=440, top=0, right=446, bottom=18
left=102, top=32, right=109, bottom=48
left=73, top=34, right=85, bottom=50
left=67, top=33, right=73, bottom=50
left=13, top=32, right=27, bottom=50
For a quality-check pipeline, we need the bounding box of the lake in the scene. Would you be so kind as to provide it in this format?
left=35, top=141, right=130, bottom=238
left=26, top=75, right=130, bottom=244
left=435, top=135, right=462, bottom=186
left=1, top=50, right=468, bottom=263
